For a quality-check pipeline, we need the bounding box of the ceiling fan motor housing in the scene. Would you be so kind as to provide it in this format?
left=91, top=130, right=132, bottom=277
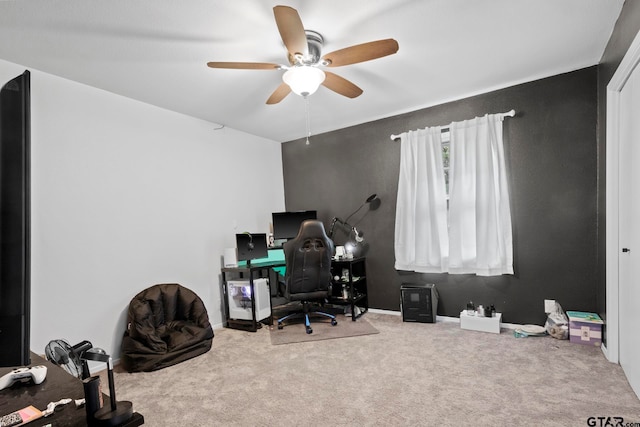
left=290, top=30, right=325, bottom=66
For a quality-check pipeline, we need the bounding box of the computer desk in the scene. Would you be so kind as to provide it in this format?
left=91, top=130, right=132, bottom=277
left=0, top=352, right=144, bottom=426
left=221, top=253, right=369, bottom=329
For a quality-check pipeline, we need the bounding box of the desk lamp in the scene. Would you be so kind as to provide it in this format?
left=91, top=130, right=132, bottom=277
left=329, top=193, right=380, bottom=257
left=81, top=348, right=133, bottom=426
left=344, top=194, right=380, bottom=224
left=72, top=340, right=94, bottom=379
left=344, top=227, right=368, bottom=258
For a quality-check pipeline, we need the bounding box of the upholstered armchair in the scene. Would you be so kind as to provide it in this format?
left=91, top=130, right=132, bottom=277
left=121, top=283, right=214, bottom=372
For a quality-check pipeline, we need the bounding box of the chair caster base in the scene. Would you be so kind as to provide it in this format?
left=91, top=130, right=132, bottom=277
left=276, top=307, right=337, bottom=334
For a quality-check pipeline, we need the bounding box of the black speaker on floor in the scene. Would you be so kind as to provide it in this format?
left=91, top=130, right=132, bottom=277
left=0, top=71, right=31, bottom=367
left=400, top=283, right=438, bottom=323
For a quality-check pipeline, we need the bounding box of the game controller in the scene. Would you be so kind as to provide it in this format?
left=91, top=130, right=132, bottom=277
left=0, top=365, right=47, bottom=391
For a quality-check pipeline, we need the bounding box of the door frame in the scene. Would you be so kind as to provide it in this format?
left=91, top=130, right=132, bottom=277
left=605, top=29, right=640, bottom=364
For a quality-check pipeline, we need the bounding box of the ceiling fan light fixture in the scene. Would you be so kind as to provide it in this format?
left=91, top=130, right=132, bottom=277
left=282, top=66, right=325, bottom=97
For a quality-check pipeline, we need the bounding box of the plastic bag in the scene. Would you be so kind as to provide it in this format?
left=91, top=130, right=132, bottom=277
left=545, top=301, right=569, bottom=340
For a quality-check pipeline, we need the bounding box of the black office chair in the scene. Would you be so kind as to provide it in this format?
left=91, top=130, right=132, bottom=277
left=277, top=219, right=338, bottom=334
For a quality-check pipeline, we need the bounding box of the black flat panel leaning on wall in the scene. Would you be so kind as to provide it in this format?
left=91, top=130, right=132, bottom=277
left=282, top=66, right=598, bottom=326
left=0, top=71, right=31, bottom=367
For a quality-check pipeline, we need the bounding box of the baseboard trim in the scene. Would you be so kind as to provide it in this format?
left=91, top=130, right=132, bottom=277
left=368, top=308, right=401, bottom=316
left=368, top=308, right=520, bottom=330
left=216, top=308, right=524, bottom=332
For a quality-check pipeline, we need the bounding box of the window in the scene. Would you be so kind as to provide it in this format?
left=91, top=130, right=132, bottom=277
left=394, top=114, right=513, bottom=276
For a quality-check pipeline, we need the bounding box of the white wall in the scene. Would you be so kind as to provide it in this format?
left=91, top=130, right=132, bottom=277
left=0, top=59, right=285, bottom=360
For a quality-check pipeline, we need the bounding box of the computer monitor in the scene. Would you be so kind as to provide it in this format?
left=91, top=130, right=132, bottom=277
left=272, top=210, right=318, bottom=240
left=235, top=233, right=268, bottom=266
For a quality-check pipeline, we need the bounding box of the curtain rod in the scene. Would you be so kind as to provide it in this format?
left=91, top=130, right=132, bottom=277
left=389, top=109, right=516, bottom=141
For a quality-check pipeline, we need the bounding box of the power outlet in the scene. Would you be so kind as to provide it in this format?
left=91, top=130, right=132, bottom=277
left=544, top=299, right=556, bottom=314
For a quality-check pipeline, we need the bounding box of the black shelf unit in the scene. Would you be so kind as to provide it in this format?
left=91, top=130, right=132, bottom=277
left=329, top=257, right=368, bottom=321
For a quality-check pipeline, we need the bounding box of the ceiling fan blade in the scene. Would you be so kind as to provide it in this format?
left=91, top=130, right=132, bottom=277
left=322, top=71, right=363, bottom=99
left=207, top=62, right=281, bottom=70
left=322, top=39, right=399, bottom=67
left=266, top=82, right=291, bottom=105
left=273, top=5, right=308, bottom=59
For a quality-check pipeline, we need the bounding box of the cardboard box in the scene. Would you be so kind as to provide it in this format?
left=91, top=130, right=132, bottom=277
left=567, top=311, right=603, bottom=346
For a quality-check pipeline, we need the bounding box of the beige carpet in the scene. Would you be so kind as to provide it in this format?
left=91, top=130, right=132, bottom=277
left=109, top=312, right=640, bottom=426
left=269, top=314, right=379, bottom=345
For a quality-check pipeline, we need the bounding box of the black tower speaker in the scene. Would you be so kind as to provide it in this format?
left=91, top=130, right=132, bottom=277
left=0, top=70, right=31, bottom=367
left=401, top=283, right=438, bottom=323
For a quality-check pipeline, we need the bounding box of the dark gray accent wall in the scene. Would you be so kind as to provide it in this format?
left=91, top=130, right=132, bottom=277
left=596, top=2, right=640, bottom=321
left=282, top=66, right=597, bottom=325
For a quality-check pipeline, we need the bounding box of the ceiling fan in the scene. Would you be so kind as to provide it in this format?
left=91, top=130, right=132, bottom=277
left=207, top=5, right=399, bottom=105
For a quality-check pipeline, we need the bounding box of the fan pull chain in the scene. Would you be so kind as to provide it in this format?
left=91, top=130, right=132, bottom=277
left=304, top=95, right=311, bottom=145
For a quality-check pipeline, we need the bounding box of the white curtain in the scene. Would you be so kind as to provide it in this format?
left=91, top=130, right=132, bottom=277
left=394, top=127, right=449, bottom=272
left=394, top=113, right=513, bottom=276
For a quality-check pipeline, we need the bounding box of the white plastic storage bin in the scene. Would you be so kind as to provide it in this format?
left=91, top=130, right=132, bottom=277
left=460, top=310, right=502, bottom=334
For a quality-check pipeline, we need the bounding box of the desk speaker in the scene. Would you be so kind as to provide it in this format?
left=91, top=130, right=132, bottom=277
left=400, top=283, right=438, bottom=323
left=223, top=248, right=237, bottom=268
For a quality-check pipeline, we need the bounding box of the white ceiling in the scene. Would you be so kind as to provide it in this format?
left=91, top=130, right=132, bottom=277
left=0, top=0, right=624, bottom=142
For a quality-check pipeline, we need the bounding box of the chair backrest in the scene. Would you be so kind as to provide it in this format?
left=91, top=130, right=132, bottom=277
left=283, top=220, right=335, bottom=300
left=128, top=283, right=211, bottom=330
